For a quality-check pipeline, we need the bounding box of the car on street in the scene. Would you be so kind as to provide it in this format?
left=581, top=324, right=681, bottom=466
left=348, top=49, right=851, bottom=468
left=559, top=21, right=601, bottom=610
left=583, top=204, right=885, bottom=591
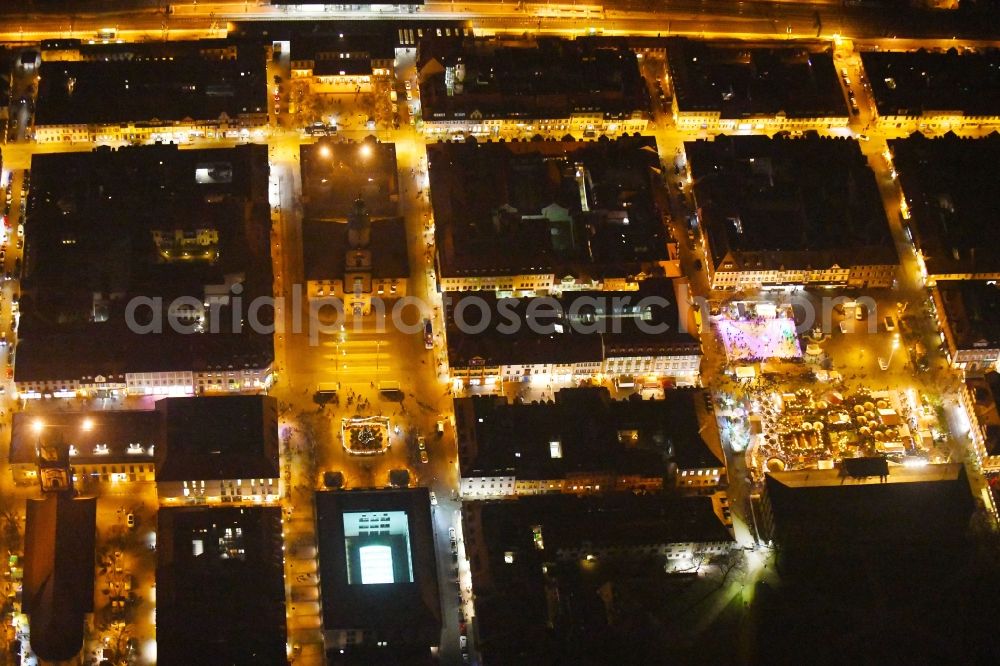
left=858, top=134, right=870, bottom=141
left=430, top=491, right=437, bottom=506
left=878, top=357, right=889, bottom=371
left=417, top=436, right=426, bottom=451
left=449, top=527, right=457, bottom=543
left=126, top=513, right=135, bottom=529
left=884, top=315, right=896, bottom=332
left=423, top=318, right=434, bottom=349
left=420, top=450, right=429, bottom=464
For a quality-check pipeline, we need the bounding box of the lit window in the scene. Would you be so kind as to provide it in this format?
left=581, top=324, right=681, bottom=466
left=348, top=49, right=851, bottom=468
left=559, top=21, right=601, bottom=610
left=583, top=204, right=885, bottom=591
left=549, top=440, right=562, bottom=458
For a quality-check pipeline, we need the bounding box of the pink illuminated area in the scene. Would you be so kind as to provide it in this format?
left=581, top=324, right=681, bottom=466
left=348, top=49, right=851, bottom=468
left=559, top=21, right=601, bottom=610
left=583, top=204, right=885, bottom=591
left=717, top=317, right=802, bottom=362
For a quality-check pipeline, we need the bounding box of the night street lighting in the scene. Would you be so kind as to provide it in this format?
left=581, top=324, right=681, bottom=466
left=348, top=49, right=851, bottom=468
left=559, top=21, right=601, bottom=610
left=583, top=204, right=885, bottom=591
left=889, top=334, right=900, bottom=362
left=32, top=417, right=96, bottom=436
left=359, top=143, right=373, bottom=159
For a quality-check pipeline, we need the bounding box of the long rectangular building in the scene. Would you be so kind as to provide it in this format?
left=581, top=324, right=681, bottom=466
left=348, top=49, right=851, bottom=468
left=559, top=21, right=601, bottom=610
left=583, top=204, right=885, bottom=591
left=35, top=38, right=268, bottom=144
left=14, top=143, right=274, bottom=399
left=429, top=135, right=670, bottom=294
left=156, top=506, right=287, bottom=664
left=418, top=35, right=649, bottom=137
left=861, top=48, right=1000, bottom=134
left=444, top=279, right=701, bottom=388
left=932, top=280, right=1000, bottom=373
left=462, top=493, right=733, bottom=663
left=667, top=38, right=849, bottom=132
left=8, top=396, right=280, bottom=505
left=759, top=463, right=975, bottom=562
left=890, top=133, right=1000, bottom=282
left=456, top=387, right=725, bottom=497
left=315, top=488, right=441, bottom=662
left=688, top=134, right=898, bottom=289
left=289, top=30, right=396, bottom=93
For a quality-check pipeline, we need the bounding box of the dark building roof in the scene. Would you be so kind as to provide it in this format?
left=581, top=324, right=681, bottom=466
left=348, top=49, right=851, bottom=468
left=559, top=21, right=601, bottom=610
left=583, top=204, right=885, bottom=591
left=463, top=493, right=732, bottom=663
left=229, top=19, right=462, bottom=50
left=444, top=278, right=700, bottom=368
left=890, top=132, right=1000, bottom=276
left=418, top=36, right=649, bottom=122
left=9, top=410, right=159, bottom=465
left=302, top=216, right=409, bottom=283
left=968, top=371, right=1000, bottom=456
left=861, top=48, right=1000, bottom=118
left=315, top=488, right=441, bottom=663
left=156, top=506, right=287, bottom=665
left=39, top=38, right=81, bottom=51
left=290, top=31, right=396, bottom=65
left=666, top=38, right=848, bottom=119
left=688, top=134, right=897, bottom=273
left=36, top=39, right=266, bottom=126
left=934, top=280, right=1000, bottom=350
left=155, top=395, right=278, bottom=481
left=22, top=494, right=97, bottom=663
left=15, top=143, right=273, bottom=383
left=301, top=140, right=399, bottom=220
left=763, top=463, right=975, bottom=551
left=429, top=135, right=668, bottom=281
left=456, top=387, right=723, bottom=480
